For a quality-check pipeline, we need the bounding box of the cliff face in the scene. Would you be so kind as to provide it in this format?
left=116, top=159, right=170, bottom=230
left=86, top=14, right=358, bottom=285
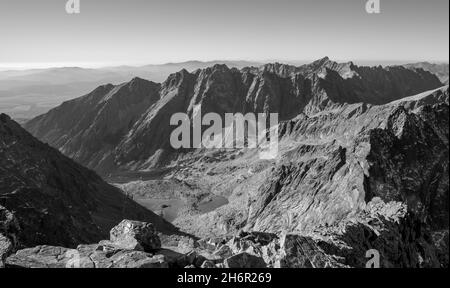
left=169, top=86, right=448, bottom=267
left=247, top=87, right=449, bottom=234
left=25, top=58, right=443, bottom=173
left=0, top=114, right=178, bottom=250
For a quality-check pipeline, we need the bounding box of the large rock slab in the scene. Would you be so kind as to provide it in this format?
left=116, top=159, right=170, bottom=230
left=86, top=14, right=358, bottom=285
left=5, top=244, right=168, bottom=268
left=5, top=246, right=75, bottom=268
left=108, top=251, right=167, bottom=268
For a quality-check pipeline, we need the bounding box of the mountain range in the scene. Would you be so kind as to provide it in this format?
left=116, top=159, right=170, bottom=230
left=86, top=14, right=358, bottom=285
left=1, top=60, right=447, bottom=121
left=24, top=57, right=444, bottom=174
left=0, top=57, right=448, bottom=268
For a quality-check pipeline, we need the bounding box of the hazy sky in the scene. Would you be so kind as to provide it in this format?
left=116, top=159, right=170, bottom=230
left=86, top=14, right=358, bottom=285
left=0, top=0, right=448, bottom=68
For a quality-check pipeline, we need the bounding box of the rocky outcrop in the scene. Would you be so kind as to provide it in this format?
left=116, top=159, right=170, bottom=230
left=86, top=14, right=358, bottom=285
left=5, top=245, right=169, bottom=268
left=109, top=220, right=161, bottom=251
left=4, top=220, right=171, bottom=268
left=4, top=207, right=449, bottom=269
left=275, top=234, right=344, bottom=268
left=305, top=200, right=442, bottom=268
left=2, top=220, right=342, bottom=268
left=0, top=114, right=180, bottom=250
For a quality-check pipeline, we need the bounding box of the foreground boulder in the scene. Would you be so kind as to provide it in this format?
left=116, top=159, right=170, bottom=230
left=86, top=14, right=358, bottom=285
left=109, top=220, right=161, bottom=252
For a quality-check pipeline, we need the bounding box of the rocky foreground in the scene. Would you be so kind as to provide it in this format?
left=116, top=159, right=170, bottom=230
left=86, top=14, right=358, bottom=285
left=0, top=113, right=182, bottom=267
left=2, top=200, right=448, bottom=269
left=2, top=219, right=345, bottom=268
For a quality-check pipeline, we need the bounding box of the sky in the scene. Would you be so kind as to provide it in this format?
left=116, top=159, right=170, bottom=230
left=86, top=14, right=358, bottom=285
left=0, top=0, right=448, bottom=69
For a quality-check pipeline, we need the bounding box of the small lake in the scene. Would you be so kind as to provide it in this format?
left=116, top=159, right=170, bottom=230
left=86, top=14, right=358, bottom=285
left=135, top=195, right=228, bottom=222
left=198, top=195, right=229, bottom=213
left=135, top=198, right=184, bottom=222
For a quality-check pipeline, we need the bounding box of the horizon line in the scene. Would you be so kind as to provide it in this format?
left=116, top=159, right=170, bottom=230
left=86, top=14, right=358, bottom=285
left=1, top=58, right=449, bottom=71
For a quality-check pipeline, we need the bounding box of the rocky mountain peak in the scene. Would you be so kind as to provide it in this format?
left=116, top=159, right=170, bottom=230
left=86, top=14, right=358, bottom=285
left=261, top=62, right=299, bottom=78
left=129, top=76, right=155, bottom=87
left=211, top=63, right=231, bottom=71
left=116, top=77, right=160, bottom=101
left=162, top=68, right=193, bottom=90
left=311, top=56, right=331, bottom=66
left=0, top=113, right=11, bottom=122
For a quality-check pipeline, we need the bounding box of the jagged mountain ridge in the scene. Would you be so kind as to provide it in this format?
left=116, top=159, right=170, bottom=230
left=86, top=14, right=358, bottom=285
left=25, top=58, right=443, bottom=173
left=0, top=114, right=179, bottom=249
